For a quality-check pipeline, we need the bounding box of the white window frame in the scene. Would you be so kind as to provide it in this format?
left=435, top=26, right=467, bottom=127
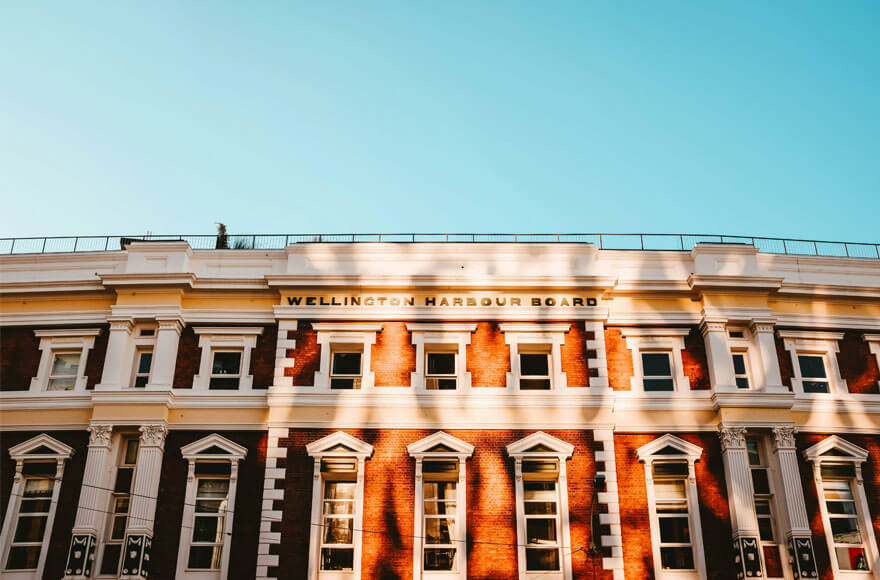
left=0, top=434, right=74, bottom=580
left=94, top=434, right=140, bottom=578
left=727, top=326, right=760, bottom=390
left=745, top=436, right=788, bottom=579
left=621, top=328, right=691, bottom=393
left=306, top=431, right=373, bottom=580
left=313, top=323, right=382, bottom=391
left=500, top=324, right=570, bottom=391
left=507, top=431, right=574, bottom=580
left=132, top=348, right=154, bottom=388
left=864, top=335, right=880, bottom=391
left=803, top=436, right=879, bottom=579
left=176, top=434, right=248, bottom=580
left=408, top=432, right=474, bottom=580
left=29, top=329, right=101, bottom=393
left=129, top=324, right=158, bottom=388
left=192, top=327, right=263, bottom=391
left=731, top=350, right=752, bottom=390
left=778, top=331, right=847, bottom=395
left=636, top=434, right=707, bottom=580
left=408, top=324, right=476, bottom=392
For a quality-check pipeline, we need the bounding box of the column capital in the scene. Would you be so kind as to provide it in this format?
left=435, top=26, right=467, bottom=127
left=107, top=317, right=134, bottom=332
left=156, top=316, right=184, bottom=334
left=772, top=426, right=797, bottom=450
left=87, top=424, right=113, bottom=448
left=700, top=318, right=728, bottom=337
left=718, top=424, right=748, bottom=451
left=749, top=319, right=777, bottom=335
left=139, top=424, right=168, bottom=448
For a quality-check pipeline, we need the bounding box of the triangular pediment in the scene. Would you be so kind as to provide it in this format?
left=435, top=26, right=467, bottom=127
left=636, top=434, right=702, bottom=461
left=181, top=434, right=247, bottom=460
left=307, top=431, right=373, bottom=458
left=408, top=431, right=474, bottom=457
left=803, top=435, right=868, bottom=463
left=9, top=434, right=74, bottom=460
left=506, top=431, right=574, bottom=458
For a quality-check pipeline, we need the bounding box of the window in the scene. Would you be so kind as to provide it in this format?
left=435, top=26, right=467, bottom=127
left=133, top=350, right=153, bottom=388
left=330, top=350, right=362, bottom=389
left=500, top=324, right=570, bottom=391
left=306, top=432, right=373, bottom=579
left=778, top=331, right=846, bottom=395
left=732, top=352, right=750, bottom=389
left=636, top=434, right=707, bottom=579
left=621, top=328, right=691, bottom=393
left=746, top=438, right=784, bottom=578
left=507, top=432, right=574, bottom=580
left=176, top=434, right=247, bottom=579
left=797, top=355, right=829, bottom=394
left=408, top=431, right=473, bottom=580
left=99, top=437, right=139, bottom=576
left=520, top=352, right=551, bottom=390
left=426, top=352, right=457, bottom=390
left=30, top=329, right=101, bottom=393
left=192, top=327, right=263, bottom=391
left=642, top=353, right=674, bottom=391
left=1, top=434, right=73, bottom=579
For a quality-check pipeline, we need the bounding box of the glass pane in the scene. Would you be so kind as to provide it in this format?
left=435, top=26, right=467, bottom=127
left=100, top=544, right=122, bottom=575
left=758, top=516, right=774, bottom=541
left=823, top=481, right=854, bottom=500
left=330, top=377, right=359, bottom=389
left=659, top=516, right=690, bottom=543
left=826, top=501, right=857, bottom=515
left=324, top=500, right=354, bottom=515
left=520, top=378, right=552, bottom=390
left=13, top=516, right=47, bottom=542
left=424, top=501, right=456, bottom=515
left=209, top=377, right=240, bottom=390
left=525, top=548, right=560, bottom=571
left=325, top=482, right=356, bottom=500
left=192, top=516, right=222, bottom=542
left=746, top=440, right=761, bottom=466
left=20, top=499, right=50, bottom=513
left=642, top=353, right=671, bottom=376
left=763, top=545, right=784, bottom=578
left=802, top=380, right=829, bottom=393
left=830, top=517, right=862, bottom=544
left=732, top=354, right=746, bottom=375
left=526, top=518, right=557, bottom=543
left=524, top=481, right=556, bottom=501
left=525, top=502, right=557, bottom=515
left=23, top=478, right=53, bottom=498
left=425, top=518, right=454, bottom=544
left=321, top=548, right=354, bottom=570
left=836, top=547, right=871, bottom=571
left=427, top=353, right=455, bottom=375
left=196, top=479, right=230, bottom=498
left=134, top=376, right=149, bottom=387
left=798, top=355, right=827, bottom=379
left=751, top=469, right=770, bottom=495
left=47, top=377, right=76, bottom=390
left=754, top=499, right=771, bottom=515
left=6, top=545, right=40, bottom=570
left=660, top=546, right=695, bottom=570
left=111, top=515, right=127, bottom=539
left=520, top=353, right=549, bottom=376
left=22, top=462, right=56, bottom=477
left=188, top=545, right=222, bottom=569
left=195, top=462, right=232, bottom=476
left=652, top=462, right=688, bottom=477
left=114, top=467, right=134, bottom=493
left=654, top=480, right=687, bottom=501
left=323, top=518, right=353, bottom=544
left=211, top=351, right=241, bottom=374
left=644, top=378, right=675, bottom=391
left=137, top=352, right=153, bottom=374
left=51, top=352, right=80, bottom=375
left=735, top=377, right=750, bottom=389
left=821, top=464, right=856, bottom=479
left=332, top=352, right=361, bottom=375
left=423, top=481, right=456, bottom=500
left=424, top=548, right=456, bottom=571
left=196, top=500, right=225, bottom=514
left=124, top=439, right=140, bottom=464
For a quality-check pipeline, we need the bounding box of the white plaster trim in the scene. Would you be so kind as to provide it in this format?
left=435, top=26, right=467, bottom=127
left=192, top=327, right=263, bottom=391
left=0, top=311, right=112, bottom=326
left=621, top=328, right=690, bottom=393
left=780, top=332, right=847, bottom=395
left=501, top=325, right=570, bottom=392
left=30, top=329, right=101, bottom=393
left=408, top=325, right=475, bottom=392
left=313, top=326, right=381, bottom=391
left=256, top=428, right=288, bottom=580
left=593, top=429, right=624, bottom=578
left=865, top=335, right=880, bottom=391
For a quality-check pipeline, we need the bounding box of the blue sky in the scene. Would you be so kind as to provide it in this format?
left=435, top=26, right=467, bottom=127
left=1, top=1, right=878, bottom=241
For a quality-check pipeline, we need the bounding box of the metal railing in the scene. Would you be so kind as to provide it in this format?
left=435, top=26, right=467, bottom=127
left=0, top=233, right=878, bottom=259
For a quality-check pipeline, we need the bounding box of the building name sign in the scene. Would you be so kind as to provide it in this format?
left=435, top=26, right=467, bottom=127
left=284, top=294, right=598, bottom=308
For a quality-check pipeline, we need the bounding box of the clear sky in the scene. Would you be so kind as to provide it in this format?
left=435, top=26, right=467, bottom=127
left=1, top=1, right=878, bottom=241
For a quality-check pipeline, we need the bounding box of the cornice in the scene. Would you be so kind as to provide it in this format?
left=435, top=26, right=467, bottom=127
left=100, top=273, right=196, bottom=288
left=265, top=275, right=618, bottom=289
left=0, top=280, right=106, bottom=294
left=711, top=391, right=795, bottom=410
left=0, top=310, right=111, bottom=326
left=776, top=283, right=880, bottom=299
left=606, top=311, right=701, bottom=326
left=688, top=275, right=783, bottom=292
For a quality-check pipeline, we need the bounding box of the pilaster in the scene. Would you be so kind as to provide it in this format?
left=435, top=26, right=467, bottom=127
left=718, top=425, right=762, bottom=579
left=702, top=319, right=736, bottom=391
left=750, top=321, right=785, bottom=392
left=147, top=317, right=182, bottom=388
left=96, top=318, right=134, bottom=389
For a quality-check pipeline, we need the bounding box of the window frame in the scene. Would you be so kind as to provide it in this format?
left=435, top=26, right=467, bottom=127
left=313, top=324, right=382, bottom=391
left=636, top=434, right=707, bottom=580
left=95, top=435, right=140, bottom=577
left=745, top=436, right=787, bottom=578
left=408, top=432, right=473, bottom=580
left=731, top=351, right=752, bottom=390
left=865, top=335, right=880, bottom=391
left=778, top=331, right=847, bottom=395
left=29, top=329, right=101, bottom=393
left=408, top=324, right=476, bottom=392
left=132, top=348, right=154, bottom=388
left=329, top=349, right=364, bottom=389
left=803, top=436, right=878, bottom=578
left=0, top=434, right=74, bottom=580
left=500, top=324, right=570, bottom=392
left=192, top=327, right=263, bottom=391
left=176, top=434, right=247, bottom=580
left=621, top=328, right=691, bottom=393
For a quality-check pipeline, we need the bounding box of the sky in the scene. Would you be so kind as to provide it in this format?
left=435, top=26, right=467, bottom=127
left=1, top=1, right=878, bottom=242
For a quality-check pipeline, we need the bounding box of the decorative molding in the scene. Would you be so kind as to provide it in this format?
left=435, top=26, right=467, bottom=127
left=138, top=424, right=168, bottom=447
left=87, top=424, right=113, bottom=448
left=717, top=425, right=747, bottom=451
left=772, top=426, right=797, bottom=450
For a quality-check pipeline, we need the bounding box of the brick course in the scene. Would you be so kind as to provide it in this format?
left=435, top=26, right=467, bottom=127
left=466, top=323, right=510, bottom=388
left=285, top=321, right=322, bottom=386
left=0, top=326, right=41, bottom=391
left=172, top=325, right=201, bottom=388
left=371, top=322, right=416, bottom=387
left=561, top=322, right=592, bottom=388
left=837, top=331, right=880, bottom=394
left=250, top=324, right=279, bottom=388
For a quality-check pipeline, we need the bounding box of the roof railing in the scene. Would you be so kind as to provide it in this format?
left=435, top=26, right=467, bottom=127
left=0, top=234, right=878, bottom=259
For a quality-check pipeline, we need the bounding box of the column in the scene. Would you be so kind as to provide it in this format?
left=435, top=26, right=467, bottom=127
left=718, top=425, right=762, bottom=578
left=147, top=317, right=182, bottom=389
left=702, top=319, right=735, bottom=391
left=771, top=426, right=818, bottom=578
left=750, top=321, right=785, bottom=392
left=121, top=424, right=167, bottom=579
left=64, top=425, right=114, bottom=579
left=96, top=319, right=134, bottom=389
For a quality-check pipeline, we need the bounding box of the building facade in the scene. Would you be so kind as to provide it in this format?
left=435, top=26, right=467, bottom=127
left=1, top=239, right=879, bottom=580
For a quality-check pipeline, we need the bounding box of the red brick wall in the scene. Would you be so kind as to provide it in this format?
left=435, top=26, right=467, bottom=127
left=151, top=430, right=267, bottom=579
left=0, top=326, right=41, bottom=391
left=372, top=322, right=416, bottom=387
left=561, top=322, right=592, bottom=388
left=682, top=328, right=711, bottom=390
left=775, top=335, right=795, bottom=390
left=172, top=325, right=201, bottom=388
left=0, top=430, right=89, bottom=580
left=250, top=324, right=278, bottom=388
left=466, top=323, right=510, bottom=388
left=837, top=331, right=880, bottom=395
left=286, top=321, right=321, bottom=386
left=797, top=433, right=880, bottom=580
left=605, top=328, right=634, bottom=391
left=615, top=432, right=734, bottom=580
left=84, top=325, right=109, bottom=388
left=275, top=429, right=609, bottom=579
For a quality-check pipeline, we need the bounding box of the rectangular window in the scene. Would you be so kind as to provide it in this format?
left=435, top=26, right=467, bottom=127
left=47, top=352, right=80, bottom=391
left=520, top=352, right=551, bottom=390
left=5, top=462, right=56, bottom=570
left=798, top=355, right=830, bottom=393
left=426, top=352, right=457, bottom=390
left=642, top=352, right=675, bottom=391
left=652, top=463, right=695, bottom=570
left=821, top=475, right=870, bottom=571
left=209, top=351, right=242, bottom=390
left=746, top=438, right=785, bottom=576
left=732, top=352, right=750, bottom=389
left=423, top=474, right=457, bottom=571
left=187, top=462, right=231, bottom=569
left=521, top=459, right=561, bottom=571
left=133, top=350, right=153, bottom=388
left=330, top=351, right=362, bottom=389
left=320, top=480, right=356, bottom=570
left=100, top=438, right=139, bottom=576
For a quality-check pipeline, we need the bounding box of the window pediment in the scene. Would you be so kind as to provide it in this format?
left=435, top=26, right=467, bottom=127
left=180, top=433, right=247, bottom=460
left=408, top=431, right=474, bottom=458
left=636, top=434, right=702, bottom=462
left=506, top=431, right=574, bottom=458
left=803, top=435, right=868, bottom=463
left=307, top=431, right=373, bottom=458
left=9, top=433, right=74, bottom=460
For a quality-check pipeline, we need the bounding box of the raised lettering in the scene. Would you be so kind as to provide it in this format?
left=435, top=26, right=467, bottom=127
left=572, top=298, right=584, bottom=307
left=365, top=297, right=374, bottom=306
left=453, top=297, right=463, bottom=306
left=560, top=297, right=570, bottom=306
left=481, top=297, right=492, bottom=306
left=496, top=297, right=507, bottom=306
left=440, top=297, right=449, bottom=306
left=425, top=297, right=437, bottom=306
left=467, top=297, right=476, bottom=306
left=587, top=297, right=597, bottom=306
left=377, top=297, right=387, bottom=305
left=545, top=297, right=555, bottom=306
left=306, top=297, right=316, bottom=306
left=405, top=297, right=415, bottom=306
left=511, top=298, right=521, bottom=306
left=287, top=297, right=303, bottom=306
left=351, top=297, right=361, bottom=306
left=532, top=298, right=541, bottom=306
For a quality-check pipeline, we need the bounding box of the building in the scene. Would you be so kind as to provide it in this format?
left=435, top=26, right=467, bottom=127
left=1, top=235, right=879, bottom=580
